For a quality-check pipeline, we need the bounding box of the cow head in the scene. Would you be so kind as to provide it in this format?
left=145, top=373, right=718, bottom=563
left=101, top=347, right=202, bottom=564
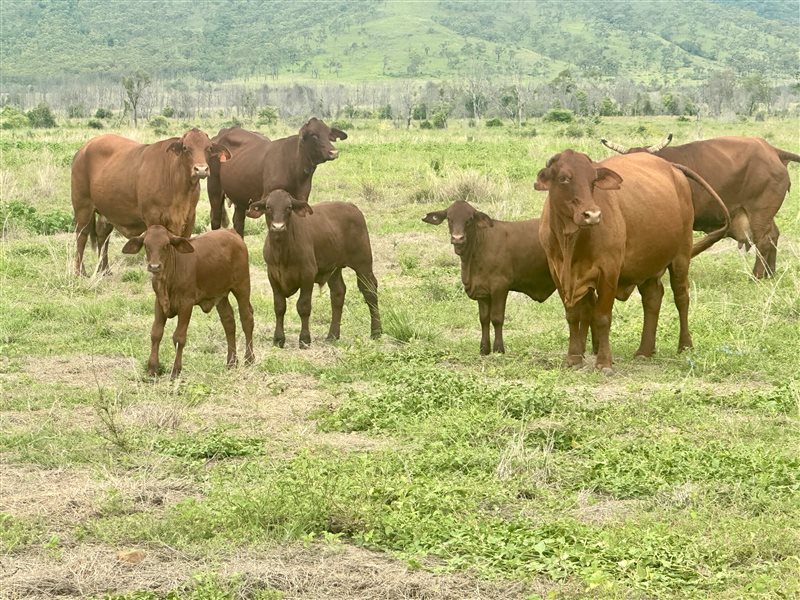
left=250, top=190, right=313, bottom=235
left=121, top=225, right=193, bottom=274
left=299, top=117, right=348, bottom=165
left=600, top=132, right=673, bottom=155
left=422, top=200, right=493, bottom=255
left=167, top=128, right=232, bottom=182
left=534, top=150, right=622, bottom=233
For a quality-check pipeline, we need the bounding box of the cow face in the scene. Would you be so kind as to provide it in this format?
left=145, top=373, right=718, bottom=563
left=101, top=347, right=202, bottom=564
left=422, top=200, right=493, bottom=255
left=256, top=190, right=313, bottom=234
left=167, top=128, right=232, bottom=182
left=121, top=225, right=193, bottom=274
left=535, top=150, right=622, bottom=232
left=299, top=117, right=348, bottom=165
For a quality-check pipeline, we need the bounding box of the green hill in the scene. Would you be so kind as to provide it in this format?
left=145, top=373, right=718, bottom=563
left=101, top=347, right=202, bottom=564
left=1, top=0, right=797, bottom=85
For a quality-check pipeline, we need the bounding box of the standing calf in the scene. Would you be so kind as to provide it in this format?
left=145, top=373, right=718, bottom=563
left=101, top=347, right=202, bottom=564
left=122, top=226, right=255, bottom=378
left=423, top=200, right=556, bottom=355
left=252, top=190, right=381, bottom=348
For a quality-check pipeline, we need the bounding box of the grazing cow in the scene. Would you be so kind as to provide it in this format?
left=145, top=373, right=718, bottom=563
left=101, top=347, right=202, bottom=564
left=600, top=133, right=800, bottom=277
left=122, top=226, right=254, bottom=379
left=207, top=118, right=348, bottom=236
left=422, top=200, right=556, bottom=354
left=252, top=190, right=380, bottom=348
left=535, top=150, right=728, bottom=373
left=71, top=128, right=230, bottom=275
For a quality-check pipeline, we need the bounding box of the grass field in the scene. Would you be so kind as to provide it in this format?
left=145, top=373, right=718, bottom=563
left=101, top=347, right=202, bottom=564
left=1, top=115, right=799, bottom=599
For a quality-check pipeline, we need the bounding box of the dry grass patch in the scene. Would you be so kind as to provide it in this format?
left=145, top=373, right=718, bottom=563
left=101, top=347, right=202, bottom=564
left=25, top=356, right=138, bottom=388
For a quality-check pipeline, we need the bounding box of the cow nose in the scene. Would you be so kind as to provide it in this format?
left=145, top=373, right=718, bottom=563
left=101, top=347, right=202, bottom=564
left=451, top=234, right=465, bottom=244
left=582, top=210, right=601, bottom=225
left=270, top=222, right=286, bottom=232
left=328, top=149, right=339, bottom=160
left=193, top=164, right=209, bottom=178
left=147, top=263, right=161, bottom=273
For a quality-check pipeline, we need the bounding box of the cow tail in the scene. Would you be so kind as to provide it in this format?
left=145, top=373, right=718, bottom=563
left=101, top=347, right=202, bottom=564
left=775, top=148, right=800, bottom=166
left=220, top=196, right=230, bottom=229
left=87, top=211, right=98, bottom=251
left=672, top=164, right=731, bottom=258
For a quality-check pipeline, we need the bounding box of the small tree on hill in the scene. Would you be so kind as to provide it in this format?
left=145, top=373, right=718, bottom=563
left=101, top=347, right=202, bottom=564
left=122, top=69, right=151, bottom=128
left=27, top=103, right=57, bottom=128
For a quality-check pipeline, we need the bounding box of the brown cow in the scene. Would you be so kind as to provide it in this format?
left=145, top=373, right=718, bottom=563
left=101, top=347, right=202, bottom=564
left=207, top=118, right=347, bottom=236
left=601, top=133, right=800, bottom=278
left=252, top=190, right=380, bottom=348
left=71, top=128, right=230, bottom=275
left=535, top=150, right=728, bottom=373
left=422, top=200, right=556, bottom=355
left=121, top=226, right=254, bottom=379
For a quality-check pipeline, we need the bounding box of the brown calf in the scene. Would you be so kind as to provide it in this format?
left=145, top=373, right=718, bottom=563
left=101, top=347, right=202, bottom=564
left=253, top=190, right=380, bottom=348
left=207, top=118, right=347, bottom=236
left=122, top=226, right=254, bottom=378
left=71, top=128, right=230, bottom=275
left=536, top=150, right=722, bottom=372
left=422, top=200, right=556, bottom=354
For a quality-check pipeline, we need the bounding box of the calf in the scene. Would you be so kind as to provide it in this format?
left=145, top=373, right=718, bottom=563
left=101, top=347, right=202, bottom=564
left=208, top=118, right=347, bottom=236
left=422, top=200, right=556, bottom=354
left=535, top=150, right=728, bottom=373
left=122, top=226, right=254, bottom=378
left=252, top=190, right=380, bottom=348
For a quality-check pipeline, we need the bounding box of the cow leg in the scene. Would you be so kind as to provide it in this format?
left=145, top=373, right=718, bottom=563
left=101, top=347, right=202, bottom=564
left=592, top=287, right=616, bottom=373
left=327, top=268, right=345, bottom=341
left=356, top=270, right=382, bottom=339
left=272, top=288, right=287, bottom=348
left=232, top=287, right=255, bottom=364
left=478, top=298, right=491, bottom=356
left=297, top=284, right=314, bottom=348
left=750, top=214, right=778, bottom=279
left=181, top=205, right=196, bottom=238
left=232, top=204, right=247, bottom=238
left=580, top=292, right=597, bottom=355
left=564, top=297, right=590, bottom=368
left=207, top=171, right=225, bottom=230
left=490, top=290, right=508, bottom=354
left=95, top=215, right=114, bottom=275
left=668, top=258, right=693, bottom=352
left=765, top=221, right=779, bottom=277
left=73, top=206, right=94, bottom=276
left=170, top=307, right=193, bottom=379
left=216, top=296, right=237, bottom=368
left=634, top=277, right=664, bottom=358
left=147, top=300, right=167, bottom=377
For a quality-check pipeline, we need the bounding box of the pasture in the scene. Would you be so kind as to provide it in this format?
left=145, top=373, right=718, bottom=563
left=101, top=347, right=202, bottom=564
left=1, top=116, right=799, bottom=599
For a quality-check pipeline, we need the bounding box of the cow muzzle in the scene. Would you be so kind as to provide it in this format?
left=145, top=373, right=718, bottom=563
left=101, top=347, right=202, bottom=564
left=327, top=149, right=339, bottom=160
left=451, top=234, right=466, bottom=254
left=192, top=164, right=210, bottom=179
left=581, top=210, right=602, bottom=226
left=147, top=263, right=162, bottom=273
left=269, top=222, right=287, bottom=233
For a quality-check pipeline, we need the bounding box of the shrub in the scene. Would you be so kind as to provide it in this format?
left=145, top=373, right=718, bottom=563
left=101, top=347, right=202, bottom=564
left=0, top=106, right=29, bottom=129
left=27, top=103, right=57, bottom=128
left=419, top=120, right=433, bottom=129
left=87, top=119, right=104, bottom=129
left=565, top=123, right=584, bottom=138
left=331, top=119, right=353, bottom=131
left=377, top=104, right=392, bottom=119
left=257, top=106, right=279, bottom=126
left=149, top=115, right=168, bottom=129
left=95, top=108, right=113, bottom=119
left=67, top=103, right=87, bottom=118
left=431, top=111, right=447, bottom=129
left=485, top=118, right=503, bottom=127
left=543, top=108, right=574, bottom=123
left=161, top=105, right=175, bottom=118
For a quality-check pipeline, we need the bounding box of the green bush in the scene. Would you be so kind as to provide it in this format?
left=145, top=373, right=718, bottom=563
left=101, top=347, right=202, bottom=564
left=67, top=103, right=87, bottom=118
left=378, top=104, right=392, bottom=119
left=431, top=111, right=447, bottom=129
left=257, top=106, right=279, bottom=125
left=148, top=115, right=168, bottom=129
left=419, top=120, right=433, bottom=129
left=543, top=108, right=574, bottom=123
left=0, top=200, right=73, bottom=234
left=27, top=103, right=57, bottom=128
left=0, top=106, right=28, bottom=129
left=160, top=106, right=175, bottom=118
left=87, top=119, right=104, bottom=129
left=94, top=108, right=113, bottom=119
left=331, top=119, right=353, bottom=131
left=485, top=118, right=503, bottom=127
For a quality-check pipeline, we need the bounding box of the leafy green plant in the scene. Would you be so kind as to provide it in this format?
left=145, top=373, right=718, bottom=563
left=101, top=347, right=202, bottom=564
left=27, top=102, right=57, bottom=128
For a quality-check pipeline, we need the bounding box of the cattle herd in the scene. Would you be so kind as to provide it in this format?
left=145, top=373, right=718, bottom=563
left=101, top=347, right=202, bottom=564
left=70, top=119, right=800, bottom=377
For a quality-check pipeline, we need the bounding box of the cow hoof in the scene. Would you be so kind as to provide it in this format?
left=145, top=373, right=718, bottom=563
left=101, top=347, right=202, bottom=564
left=273, top=338, right=285, bottom=348
left=633, top=352, right=652, bottom=360
left=326, top=334, right=340, bottom=342
left=599, top=367, right=614, bottom=376
left=299, top=340, right=311, bottom=349
left=226, top=358, right=238, bottom=369
left=244, top=353, right=255, bottom=365
left=371, top=330, right=382, bottom=340
left=566, top=354, right=584, bottom=368
left=480, top=347, right=490, bottom=356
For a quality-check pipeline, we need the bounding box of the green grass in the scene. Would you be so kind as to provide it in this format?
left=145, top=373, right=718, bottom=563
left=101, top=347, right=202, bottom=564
left=1, top=117, right=799, bottom=598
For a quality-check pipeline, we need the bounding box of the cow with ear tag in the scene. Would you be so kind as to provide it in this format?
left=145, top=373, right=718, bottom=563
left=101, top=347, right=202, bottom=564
left=422, top=200, right=555, bottom=355
left=122, top=225, right=254, bottom=379
left=207, top=117, right=349, bottom=236
left=253, top=190, right=380, bottom=349
left=71, top=128, right=231, bottom=275
left=535, top=149, right=728, bottom=373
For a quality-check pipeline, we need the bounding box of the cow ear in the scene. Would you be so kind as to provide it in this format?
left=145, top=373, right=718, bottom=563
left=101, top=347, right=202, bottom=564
left=594, top=167, right=623, bottom=190
left=292, top=202, right=313, bottom=217
left=534, top=168, right=551, bottom=191
left=170, top=237, right=194, bottom=253
left=422, top=210, right=447, bottom=225
left=121, top=236, right=144, bottom=254
left=246, top=199, right=266, bottom=219
left=211, top=143, right=231, bottom=161
left=167, top=139, right=183, bottom=155
left=329, top=128, right=348, bottom=141
left=474, top=211, right=494, bottom=228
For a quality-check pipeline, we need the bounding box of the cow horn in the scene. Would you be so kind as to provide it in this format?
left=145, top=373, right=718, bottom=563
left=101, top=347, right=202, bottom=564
left=646, top=133, right=673, bottom=153
left=600, top=138, right=630, bottom=154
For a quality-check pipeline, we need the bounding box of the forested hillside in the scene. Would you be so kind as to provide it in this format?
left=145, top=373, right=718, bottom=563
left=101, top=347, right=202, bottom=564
left=2, top=0, right=797, bottom=84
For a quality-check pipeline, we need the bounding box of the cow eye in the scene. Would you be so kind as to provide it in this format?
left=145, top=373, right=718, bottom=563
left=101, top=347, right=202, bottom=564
left=559, top=175, right=570, bottom=184
left=182, top=144, right=189, bottom=153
